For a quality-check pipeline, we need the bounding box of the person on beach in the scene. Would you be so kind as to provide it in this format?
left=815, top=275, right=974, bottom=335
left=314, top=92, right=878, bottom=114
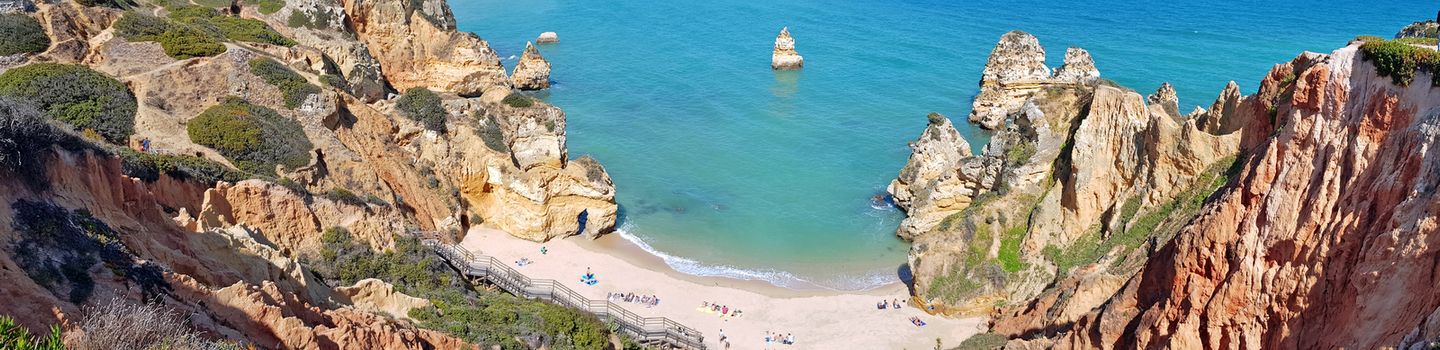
left=541, top=246, right=547, bottom=255
left=894, top=298, right=902, bottom=309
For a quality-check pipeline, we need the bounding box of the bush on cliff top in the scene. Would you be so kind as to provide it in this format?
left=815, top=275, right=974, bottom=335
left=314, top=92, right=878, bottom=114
left=501, top=93, right=534, bottom=108
left=114, top=12, right=226, bottom=59
left=118, top=148, right=249, bottom=186
left=0, top=64, right=137, bottom=144
left=10, top=200, right=172, bottom=304
left=304, top=229, right=615, bottom=350
left=0, top=97, right=103, bottom=191
left=1358, top=38, right=1440, bottom=87
left=187, top=97, right=313, bottom=175
left=396, top=87, right=448, bottom=133
left=0, top=14, right=50, bottom=56
left=249, top=58, right=320, bottom=108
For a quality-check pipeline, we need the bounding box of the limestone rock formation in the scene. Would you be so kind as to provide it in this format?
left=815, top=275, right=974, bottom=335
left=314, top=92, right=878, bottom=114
left=342, top=0, right=509, bottom=96
left=1148, top=82, right=1180, bottom=117
left=511, top=42, right=551, bottom=90
left=1051, top=48, right=1099, bottom=84
left=887, top=113, right=993, bottom=240
left=897, top=32, right=1246, bottom=315
left=771, top=27, right=803, bottom=70
left=969, top=31, right=1101, bottom=130
left=999, top=42, right=1440, bottom=350
left=1395, top=19, right=1438, bottom=39
left=537, top=31, right=558, bottom=43
left=337, top=279, right=432, bottom=321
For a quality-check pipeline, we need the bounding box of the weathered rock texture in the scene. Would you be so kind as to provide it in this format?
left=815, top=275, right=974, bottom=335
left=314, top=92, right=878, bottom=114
left=771, top=27, right=803, bottom=70
left=1395, top=19, right=1439, bottom=39
left=536, top=32, right=558, bottom=44
left=511, top=42, right=551, bottom=90
left=996, top=41, right=1440, bottom=350
left=969, top=31, right=1100, bottom=130
left=342, top=0, right=509, bottom=96
left=895, top=31, right=1248, bottom=317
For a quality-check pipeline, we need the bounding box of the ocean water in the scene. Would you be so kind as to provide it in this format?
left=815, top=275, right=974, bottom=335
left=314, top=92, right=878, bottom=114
left=451, top=0, right=1434, bottom=290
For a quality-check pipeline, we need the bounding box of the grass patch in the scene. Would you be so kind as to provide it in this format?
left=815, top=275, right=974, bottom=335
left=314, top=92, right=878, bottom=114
left=0, top=64, right=137, bottom=144
left=249, top=58, right=319, bottom=108
left=396, top=87, right=447, bottom=132
left=996, top=224, right=1026, bottom=273
left=10, top=200, right=171, bottom=304
left=249, top=0, right=283, bottom=14
left=303, top=229, right=616, bottom=350
left=187, top=97, right=312, bottom=175
left=502, top=93, right=534, bottom=108
left=0, top=14, right=50, bottom=56
left=1358, top=38, right=1440, bottom=87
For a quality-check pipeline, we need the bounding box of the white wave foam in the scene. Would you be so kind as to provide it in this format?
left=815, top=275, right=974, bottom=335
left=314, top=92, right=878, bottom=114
left=614, top=223, right=899, bottom=291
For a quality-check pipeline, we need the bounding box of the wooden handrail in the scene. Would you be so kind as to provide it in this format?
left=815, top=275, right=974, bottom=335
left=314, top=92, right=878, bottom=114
left=421, top=239, right=707, bottom=349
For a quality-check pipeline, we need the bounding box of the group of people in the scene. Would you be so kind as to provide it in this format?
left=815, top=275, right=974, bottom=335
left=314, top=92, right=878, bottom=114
left=580, top=267, right=598, bottom=286
left=608, top=292, right=660, bottom=308
left=700, top=301, right=743, bottom=318
left=876, top=298, right=904, bottom=310
left=764, top=331, right=796, bottom=345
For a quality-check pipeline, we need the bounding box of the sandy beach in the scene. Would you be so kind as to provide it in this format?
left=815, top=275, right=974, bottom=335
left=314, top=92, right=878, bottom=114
left=460, top=227, right=985, bottom=350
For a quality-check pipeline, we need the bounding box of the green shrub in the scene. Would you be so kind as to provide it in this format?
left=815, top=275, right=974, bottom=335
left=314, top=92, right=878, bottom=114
left=1397, top=37, right=1440, bottom=46
left=0, top=64, right=137, bottom=143
left=1003, top=139, right=1035, bottom=165
left=996, top=224, right=1026, bottom=273
left=158, top=24, right=228, bottom=59
left=114, top=12, right=172, bottom=39
left=187, top=97, right=313, bottom=175
left=169, top=5, right=294, bottom=46
left=304, top=230, right=617, bottom=350
left=952, top=333, right=1007, bottom=350
left=10, top=200, right=171, bottom=303
left=1359, top=38, right=1440, bottom=87
left=324, top=188, right=365, bottom=206
left=118, top=149, right=250, bottom=186
left=501, top=93, right=534, bottom=108
left=472, top=112, right=509, bottom=152
left=396, top=87, right=447, bottom=132
left=0, top=316, right=64, bottom=350
left=0, top=14, right=49, bottom=56
left=249, top=58, right=320, bottom=108
left=286, top=8, right=334, bottom=29
left=75, top=0, right=135, bottom=8
left=191, top=0, right=231, bottom=7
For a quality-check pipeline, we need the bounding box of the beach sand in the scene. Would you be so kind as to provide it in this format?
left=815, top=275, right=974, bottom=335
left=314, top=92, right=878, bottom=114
left=460, top=227, right=986, bottom=350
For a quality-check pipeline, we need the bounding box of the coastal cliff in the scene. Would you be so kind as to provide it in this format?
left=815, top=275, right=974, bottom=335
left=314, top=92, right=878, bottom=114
left=0, top=0, right=617, bottom=346
left=969, top=31, right=1099, bottom=130
left=895, top=30, right=1440, bottom=349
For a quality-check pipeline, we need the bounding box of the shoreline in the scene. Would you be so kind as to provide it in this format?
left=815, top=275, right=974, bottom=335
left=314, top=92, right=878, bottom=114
left=462, top=227, right=985, bottom=350
left=592, top=229, right=906, bottom=299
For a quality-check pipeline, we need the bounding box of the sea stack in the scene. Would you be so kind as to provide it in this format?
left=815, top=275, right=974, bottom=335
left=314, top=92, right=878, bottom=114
left=771, top=27, right=804, bottom=70
left=511, top=42, right=551, bottom=90
left=968, top=30, right=1101, bottom=130
left=537, top=31, right=559, bottom=43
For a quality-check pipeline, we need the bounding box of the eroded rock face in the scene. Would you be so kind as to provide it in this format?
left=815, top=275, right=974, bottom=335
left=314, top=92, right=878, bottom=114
left=536, top=32, right=558, bottom=44
left=1148, top=82, right=1180, bottom=117
left=511, top=42, right=550, bottom=90
left=342, top=0, right=509, bottom=96
left=771, top=27, right=803, bottom=70
left=898, top=32, right=1245, bottom=314
left=969, top=31, right=1099, bottom=130
left=888, top=113, right=989, bottom=240
left=997, top=44, right=1440, bottom=349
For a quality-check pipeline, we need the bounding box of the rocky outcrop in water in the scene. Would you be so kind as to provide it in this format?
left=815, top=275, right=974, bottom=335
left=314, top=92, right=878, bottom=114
left=536, top=32, right=558, bottom=43
left=969, top=31, right=1101, bottom=130
left=887, top=113, right=999, bottom=240
left=511, top=42, right=551, bottom=90
left=771, top=27, right=803, bottom=70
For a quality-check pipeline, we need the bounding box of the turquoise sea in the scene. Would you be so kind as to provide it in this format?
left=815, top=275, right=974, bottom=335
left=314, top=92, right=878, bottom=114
left=451, top=0, right=1435, bottom=290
